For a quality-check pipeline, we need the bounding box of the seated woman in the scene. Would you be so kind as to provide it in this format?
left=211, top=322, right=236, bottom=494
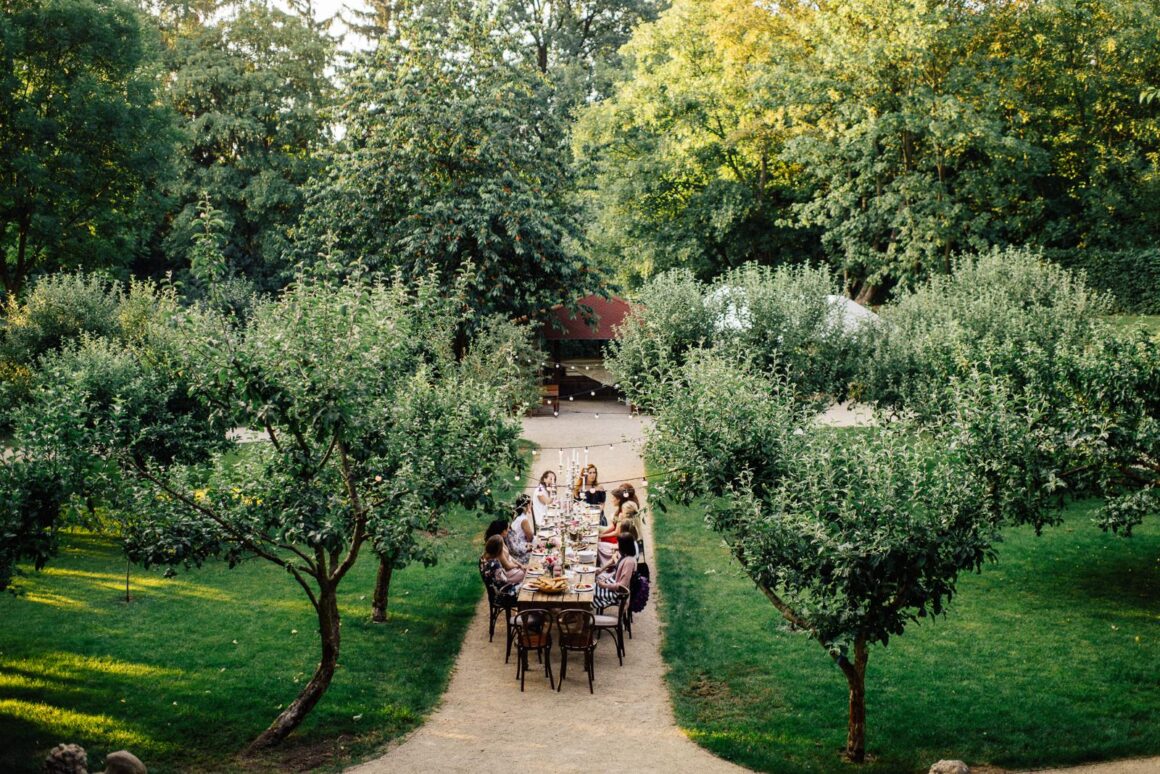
left=594, top=534, right=637, bottom=612
left=574, top=464, right=606, bottom=508
left=484, top=518, right=509, bottom=541
left=506, top=494, right=535, bottom=564
left=532, top=470, right=556, bottom=526
left=481, top=534, right=525, bottom=591
left=597, top=499, right=640, bottom=565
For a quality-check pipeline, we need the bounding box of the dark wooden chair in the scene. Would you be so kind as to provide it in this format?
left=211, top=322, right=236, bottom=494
left=593, top=587, right=629, bottom=665
left=513, top=609, right=555, bottom=691
left=479, top=567, right=518, bottom=660
left=556, top=609, right=597, bottom=694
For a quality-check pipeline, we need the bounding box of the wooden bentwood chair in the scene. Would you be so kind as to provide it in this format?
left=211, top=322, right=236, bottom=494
left=480, top=568, right=518, bottom=658
left=513, top=609, right=555, bottom=691
left=593, top=587, right=629, bottom=666
left=556, top=609, right=597, bottom=694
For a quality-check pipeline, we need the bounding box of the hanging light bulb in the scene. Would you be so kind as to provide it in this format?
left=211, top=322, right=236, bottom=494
left=595, top=413, right=600, bottom=419
left=553, top=410, right=559, bottom=417
left=569, top=396, right=574, bottom=401
left=590, top=390, right=596, bottom=396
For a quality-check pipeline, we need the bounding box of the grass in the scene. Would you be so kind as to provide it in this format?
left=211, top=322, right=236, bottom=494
left=1107, top=314, right=1160, bottom=338
left=0, top=462, right=526, bottom=773
left=655, top=497, right=1160, bottom=773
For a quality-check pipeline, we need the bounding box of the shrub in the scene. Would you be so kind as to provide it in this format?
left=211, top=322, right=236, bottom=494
left=858, top=246, right=1113, bottom=414
left=0, top=274, right=123, bottom=424
left=459, top=316, right=544, bottom=415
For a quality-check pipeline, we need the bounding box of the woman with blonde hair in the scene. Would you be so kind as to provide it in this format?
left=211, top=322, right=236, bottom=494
left=597, top=487, right=641, bottom=564
left=573, top=464, right=605, bottom=505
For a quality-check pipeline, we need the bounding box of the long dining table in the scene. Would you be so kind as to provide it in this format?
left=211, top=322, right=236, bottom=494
left=516, top=504, right=604, bottom=613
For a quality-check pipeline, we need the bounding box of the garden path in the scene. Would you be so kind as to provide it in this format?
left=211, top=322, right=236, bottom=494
left=347, top=400, right=750, bottom=774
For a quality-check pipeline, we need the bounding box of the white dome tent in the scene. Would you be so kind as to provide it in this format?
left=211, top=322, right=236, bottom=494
left=704, top=285, right=881, bottom=335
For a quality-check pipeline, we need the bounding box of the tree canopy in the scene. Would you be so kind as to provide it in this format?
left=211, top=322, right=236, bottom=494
left=296, top=13, right=598, bottom=323
left=0, top=0, right=175, bottom=298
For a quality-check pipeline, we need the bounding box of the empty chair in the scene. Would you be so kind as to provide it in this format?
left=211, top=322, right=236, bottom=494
left=513, top=609, right=555, bottom=691
left=593, top=588, right=629, bottom=666
left=556, top=609, right=597, bottom=693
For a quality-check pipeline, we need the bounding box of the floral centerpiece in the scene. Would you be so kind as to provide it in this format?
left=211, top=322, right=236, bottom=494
left=542, top=555, right=559, bottom=577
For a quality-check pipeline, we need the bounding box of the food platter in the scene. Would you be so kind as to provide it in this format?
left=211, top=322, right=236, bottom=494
left=532, top=576, right=569, bottom=594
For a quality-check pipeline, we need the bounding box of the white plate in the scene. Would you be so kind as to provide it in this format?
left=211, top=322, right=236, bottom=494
left=573, top=583, right=594, bottom=592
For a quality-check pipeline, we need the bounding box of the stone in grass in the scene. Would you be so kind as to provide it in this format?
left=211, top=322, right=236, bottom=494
left=929, top=761, right=970, bottom=774
left=102, top=751, right=147, bottom=774
left=43, top=745, right=147, bottom=774
left=44, top=744, right=87, bottom=774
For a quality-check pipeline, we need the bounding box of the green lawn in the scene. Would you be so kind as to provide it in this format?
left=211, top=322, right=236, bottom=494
left=1107, top=314, right=1160, bottom=338
left=0, top=494, right=507, bottom=772
left=656, top=497, right=1160, bottom=773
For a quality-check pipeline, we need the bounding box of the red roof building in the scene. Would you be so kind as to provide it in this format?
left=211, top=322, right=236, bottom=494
left=540, top=295, right=632, bottom=340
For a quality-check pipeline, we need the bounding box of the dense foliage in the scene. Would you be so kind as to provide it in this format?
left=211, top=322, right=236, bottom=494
left=580, top=0, right=1160, bottom=297
left=296, top=11, right=594, bottom=324
left=157, top=0, right=334, bottom=292
left=0, top=0, right=175, bottom=298
left=859, top=248, right=1160, bottom=536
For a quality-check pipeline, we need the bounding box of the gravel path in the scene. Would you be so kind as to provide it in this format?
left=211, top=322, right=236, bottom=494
left=347, top=402, right=749, bottom=774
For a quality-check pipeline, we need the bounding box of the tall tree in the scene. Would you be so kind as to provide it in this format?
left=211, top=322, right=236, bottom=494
left=995, top=0, right=1160, bottom=251
left=0, top=0, right=176, bottom=298
left=297, top=13, right=596, bottom=324
left=159, top=0, right=335, bottom=291
left=778, top=0, right=1044, bottom=300
left=494, top=0, right=661, bottom=104
left=574, top=0, right=818, bottom=285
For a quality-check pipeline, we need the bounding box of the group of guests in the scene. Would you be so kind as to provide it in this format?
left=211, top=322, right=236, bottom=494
left=478, top=464, right=641, bottom=612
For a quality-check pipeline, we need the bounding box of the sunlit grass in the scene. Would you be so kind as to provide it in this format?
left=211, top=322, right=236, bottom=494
left=0, top=450, right=528, bottom=773
left=656, top=497, right=1160, bottom=773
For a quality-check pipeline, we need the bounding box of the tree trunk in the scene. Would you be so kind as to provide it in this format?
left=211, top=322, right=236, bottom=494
left=371, top=556, right=393, bottom=623
left=842, top=637, right=869, bottom=763
left=248, top=581, right=341, bottom=751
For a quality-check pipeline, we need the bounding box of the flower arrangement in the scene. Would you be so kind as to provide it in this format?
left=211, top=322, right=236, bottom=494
left=543, top=555, right=559, bottom=576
